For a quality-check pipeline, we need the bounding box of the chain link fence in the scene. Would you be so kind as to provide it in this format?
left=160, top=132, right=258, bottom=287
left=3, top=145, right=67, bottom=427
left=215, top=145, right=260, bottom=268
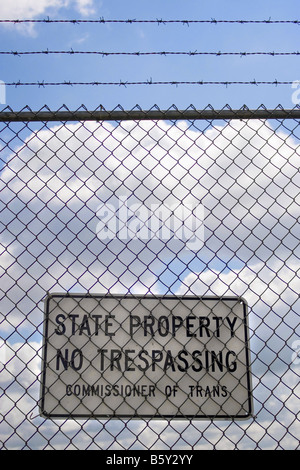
left=0, top=106, right=299, bottom=450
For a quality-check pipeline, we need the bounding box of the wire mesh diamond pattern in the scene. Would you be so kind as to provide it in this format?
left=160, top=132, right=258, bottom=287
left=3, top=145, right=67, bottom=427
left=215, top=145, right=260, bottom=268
left=0, top=106, right=299, bottom=449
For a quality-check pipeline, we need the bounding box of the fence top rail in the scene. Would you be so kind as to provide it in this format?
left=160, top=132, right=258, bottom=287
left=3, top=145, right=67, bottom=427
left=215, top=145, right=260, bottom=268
left=0, top=107, right=300, bottom=122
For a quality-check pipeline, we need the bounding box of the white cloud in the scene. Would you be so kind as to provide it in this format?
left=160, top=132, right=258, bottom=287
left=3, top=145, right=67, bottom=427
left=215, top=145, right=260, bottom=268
left=1, top=120, right=298, bottom=295
left=0, top=118, right=299, bottom=332
left=0, top=0, right=67, bottom=20
left=74, top=0, right=95, bottom=16
left=0, top=0, right=96, bottom=35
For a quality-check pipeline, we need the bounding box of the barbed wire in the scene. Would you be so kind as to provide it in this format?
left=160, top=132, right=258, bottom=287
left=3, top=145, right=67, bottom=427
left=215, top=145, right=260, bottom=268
left=6, top=79, right=294, bottom=88
left=3, top=49, right=300, bottom=57
left=2, top=18, right=298, bottom=92
left=0, top=18, right=299, bottom=25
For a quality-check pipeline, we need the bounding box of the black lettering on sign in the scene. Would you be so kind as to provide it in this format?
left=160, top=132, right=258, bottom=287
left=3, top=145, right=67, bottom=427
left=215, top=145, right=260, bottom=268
left=56, top=348, right=83, bottom=371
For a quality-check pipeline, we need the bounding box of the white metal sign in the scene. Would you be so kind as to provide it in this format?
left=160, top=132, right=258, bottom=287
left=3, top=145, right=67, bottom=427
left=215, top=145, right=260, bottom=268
left=40, top=294, right=253, bottom=419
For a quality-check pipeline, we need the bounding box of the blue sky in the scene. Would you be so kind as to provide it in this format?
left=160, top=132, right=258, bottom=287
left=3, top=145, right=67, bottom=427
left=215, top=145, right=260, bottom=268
left=0, top=0, right=299, bottom=110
